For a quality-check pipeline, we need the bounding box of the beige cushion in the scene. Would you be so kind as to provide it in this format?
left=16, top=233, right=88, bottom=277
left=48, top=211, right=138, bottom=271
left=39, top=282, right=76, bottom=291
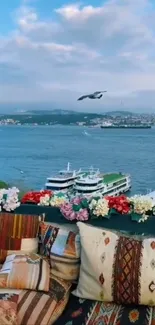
left=0, top=253, right=50, bottom=291
left=73, top=222, right=155, bottom=306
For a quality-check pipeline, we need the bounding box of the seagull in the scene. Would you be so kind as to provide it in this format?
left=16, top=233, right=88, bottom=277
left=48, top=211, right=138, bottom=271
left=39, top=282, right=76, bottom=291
left=13, top=167, right=24, bottom=174
left=77, top=91, right=107, bottom=101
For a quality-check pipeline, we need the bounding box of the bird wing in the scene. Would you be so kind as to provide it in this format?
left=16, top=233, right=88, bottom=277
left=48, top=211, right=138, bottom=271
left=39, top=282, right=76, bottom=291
left=77, top=94, right=89, bottom=101
left=94, top=91, right=107, bottom=95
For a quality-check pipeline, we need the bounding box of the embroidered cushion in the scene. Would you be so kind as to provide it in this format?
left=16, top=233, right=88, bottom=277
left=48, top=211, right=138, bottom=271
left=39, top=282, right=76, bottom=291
left=0, top=253, right=50, bottom=291
left=0, top=213, right=41, bottom=263
left=73, top=222, right=155, bottom=306
left=40, top=222, right=80, bottom=281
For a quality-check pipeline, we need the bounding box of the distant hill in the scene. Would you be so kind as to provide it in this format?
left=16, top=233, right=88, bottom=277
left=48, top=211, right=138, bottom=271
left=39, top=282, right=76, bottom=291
left=104, top=110, right=136, bottom=116
left=26, top=109, right=80, bottom=115
left=25, top=109, right=136, bottom=117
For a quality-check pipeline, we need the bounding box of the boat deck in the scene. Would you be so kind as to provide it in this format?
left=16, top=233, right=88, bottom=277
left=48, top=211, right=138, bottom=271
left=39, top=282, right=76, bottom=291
left=102, top=173, right=126, bottom=184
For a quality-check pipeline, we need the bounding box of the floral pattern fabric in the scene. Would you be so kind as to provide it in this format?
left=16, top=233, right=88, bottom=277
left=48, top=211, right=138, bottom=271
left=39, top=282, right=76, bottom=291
left=55, top=293, right=155, bottom=325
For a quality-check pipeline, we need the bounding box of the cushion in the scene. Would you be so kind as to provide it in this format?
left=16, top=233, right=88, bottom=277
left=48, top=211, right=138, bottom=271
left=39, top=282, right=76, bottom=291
left=0, top=290, right=19, bottom=325
left=40, top=223, right=80, bottom=281
left=54, top=294, right=155, bottom=325
left=73, top=222, right=155, bottom=306
left=0, top=213, right=41, bottom=263
left=17, top=274, right=71, bottom=325
left=0, top=253, right=50, bottom=291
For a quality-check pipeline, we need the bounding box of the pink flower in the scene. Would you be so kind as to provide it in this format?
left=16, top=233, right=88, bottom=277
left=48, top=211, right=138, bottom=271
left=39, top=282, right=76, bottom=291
left=71, top=197, right=83, bottom=205
left=76, top=208, right=89, bottom=221
left=60, top=202, right=76, bottom=220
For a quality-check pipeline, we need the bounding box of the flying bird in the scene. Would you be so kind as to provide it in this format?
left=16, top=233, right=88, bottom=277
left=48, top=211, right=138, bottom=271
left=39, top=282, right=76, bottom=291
left=77, top=91, right=107, bottom=101
left=13, top=167, right=24, bottom=174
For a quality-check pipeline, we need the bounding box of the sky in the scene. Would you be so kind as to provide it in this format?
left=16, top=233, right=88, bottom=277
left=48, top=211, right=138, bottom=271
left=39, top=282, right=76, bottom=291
left=1, top=0, right=155, bottom=112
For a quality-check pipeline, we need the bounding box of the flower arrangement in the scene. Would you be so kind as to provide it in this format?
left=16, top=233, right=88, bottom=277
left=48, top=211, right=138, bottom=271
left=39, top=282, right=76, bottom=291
left=21, top=190, right=53, bottom=205
left=38, top=192, right=68, bottom=207
left=21, top=189, right=155, bottom=224
left=50, top=194, right=68, bottom=207
left=106, top=195, right=131, bottom=214
left=60, top=197, right=89, bottom=221
left=89, top=197, right=109, bottom=218
left=0, top=187, right=20, bottom=212
left=129, top=195, right=155, bottom=222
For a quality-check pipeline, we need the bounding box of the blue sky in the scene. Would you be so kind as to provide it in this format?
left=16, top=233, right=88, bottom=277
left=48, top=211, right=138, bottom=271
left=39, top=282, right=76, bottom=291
left=1, top=0, right=155, bottom=112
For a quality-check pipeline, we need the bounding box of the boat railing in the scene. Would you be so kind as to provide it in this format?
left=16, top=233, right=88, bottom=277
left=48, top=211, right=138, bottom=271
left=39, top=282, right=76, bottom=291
left=102, top=172, right=131, bottom=177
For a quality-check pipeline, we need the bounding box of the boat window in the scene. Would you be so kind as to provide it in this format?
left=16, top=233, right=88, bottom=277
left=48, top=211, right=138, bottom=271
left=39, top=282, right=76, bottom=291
left=75, top=182, right=99, bottom=187
left=46, top=185, right=72, bottom=190
left=47, top=178, right=74, bottom=183
left=112, top=179, right=126, bottom=186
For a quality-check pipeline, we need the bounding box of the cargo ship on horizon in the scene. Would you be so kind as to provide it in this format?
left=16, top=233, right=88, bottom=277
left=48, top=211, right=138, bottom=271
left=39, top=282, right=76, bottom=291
left=101, top=124, right=151, bottom=129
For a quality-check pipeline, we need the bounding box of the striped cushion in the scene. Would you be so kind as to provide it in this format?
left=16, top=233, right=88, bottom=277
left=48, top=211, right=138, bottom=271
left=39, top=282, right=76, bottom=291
left=40, top=223, right=80, bottom=281
left=17, top=275, right=71, bottom=325
left=0, top=213, right=41, bottom=263
left=0, top=253, right=50, bottom=291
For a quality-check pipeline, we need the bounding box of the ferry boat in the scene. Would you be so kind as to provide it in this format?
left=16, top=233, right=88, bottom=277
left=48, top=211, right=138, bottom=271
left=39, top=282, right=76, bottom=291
left=45, top=163, right=81, bottom=192
left=74, top=167, right=131, bottom=197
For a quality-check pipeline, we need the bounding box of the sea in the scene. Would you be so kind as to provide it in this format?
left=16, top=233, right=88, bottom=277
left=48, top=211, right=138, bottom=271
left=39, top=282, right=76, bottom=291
left=0, top=125, right=155, bottom=195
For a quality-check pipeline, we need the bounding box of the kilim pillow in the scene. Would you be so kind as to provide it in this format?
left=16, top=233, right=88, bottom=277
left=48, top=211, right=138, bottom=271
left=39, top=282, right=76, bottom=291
left=0, top=289, right=19, bottom=325
left=0, top=253, right=50, bottom=291
left=73, top=222, right=155, bottom=306
left=40, top=222, right=80, bottom=281
left=17, top=274, right=71, bottom=325
left=0, top=213, right=41, bottom=263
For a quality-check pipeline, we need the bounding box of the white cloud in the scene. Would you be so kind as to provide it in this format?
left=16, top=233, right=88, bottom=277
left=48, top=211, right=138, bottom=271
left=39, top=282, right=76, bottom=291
left=1, top=0, right=155, bottom=111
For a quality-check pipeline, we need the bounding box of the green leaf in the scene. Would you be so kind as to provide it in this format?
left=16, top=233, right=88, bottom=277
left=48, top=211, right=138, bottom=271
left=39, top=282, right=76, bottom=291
left=131, top=213, right=142, bottom=222
left=72, top=204, right=81, bottom=212
left=91, top=213, right=111, bottom=220
left=81, top=199, right=89, bottom=208
left=109, top=208, right=118, bottom=215
left=3, top=194, right=7, bottom=201
left=103, top=213, right=111, bottom=219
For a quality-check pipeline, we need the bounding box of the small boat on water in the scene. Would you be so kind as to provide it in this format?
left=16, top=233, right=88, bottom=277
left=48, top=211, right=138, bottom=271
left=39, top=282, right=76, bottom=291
left=45, top=164, right=131, bottom=196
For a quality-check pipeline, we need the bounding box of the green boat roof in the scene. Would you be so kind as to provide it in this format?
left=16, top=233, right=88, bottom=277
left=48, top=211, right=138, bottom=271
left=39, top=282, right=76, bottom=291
left=103, top=173, right=126, bottom=184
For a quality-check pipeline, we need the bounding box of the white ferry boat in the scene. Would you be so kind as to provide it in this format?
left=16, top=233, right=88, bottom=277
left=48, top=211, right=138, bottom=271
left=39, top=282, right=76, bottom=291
left=45, top=163, right=81, bottom=192
left=74, top=167, right=131, bottom=197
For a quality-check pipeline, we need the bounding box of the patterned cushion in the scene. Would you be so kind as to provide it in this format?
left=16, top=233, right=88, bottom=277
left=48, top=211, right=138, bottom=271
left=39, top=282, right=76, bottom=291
left=40, top=223, right=80, bottom=281
left=54, top=294, right=155, bottom=325
left=0, top=213, right=41, bottom=263
left=17, top=274, right=71, bottom=325
left=0, top=253, right=50, bottom=291
left=0, top=290, right=19, bottom=325
left=73, top=222, right=155, bottom=306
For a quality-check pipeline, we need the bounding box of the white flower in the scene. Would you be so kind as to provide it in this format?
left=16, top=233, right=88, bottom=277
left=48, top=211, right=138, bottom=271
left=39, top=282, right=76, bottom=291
left=1, top=187, right=20, bottom=211
left=50, top=196, right=67, bottom=207
left=138, top=214, right=149, bottom=223
left=39, top=194, right=50, bottom=206
left=90, top=198, right=109, bottom=217
left=89, top=199, right=98, bottom=210
left=130, top=195, right=154, bottom=215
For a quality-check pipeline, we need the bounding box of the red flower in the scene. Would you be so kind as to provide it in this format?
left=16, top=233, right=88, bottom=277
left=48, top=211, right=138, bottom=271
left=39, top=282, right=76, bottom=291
left=105, top=195, right=130, bottom=214
left=21, top=190, right=53, bottom=204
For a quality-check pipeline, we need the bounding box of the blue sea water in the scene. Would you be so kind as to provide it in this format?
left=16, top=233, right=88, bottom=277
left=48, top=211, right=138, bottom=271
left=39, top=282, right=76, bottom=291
left=0, top=125, right=155, bottom=195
